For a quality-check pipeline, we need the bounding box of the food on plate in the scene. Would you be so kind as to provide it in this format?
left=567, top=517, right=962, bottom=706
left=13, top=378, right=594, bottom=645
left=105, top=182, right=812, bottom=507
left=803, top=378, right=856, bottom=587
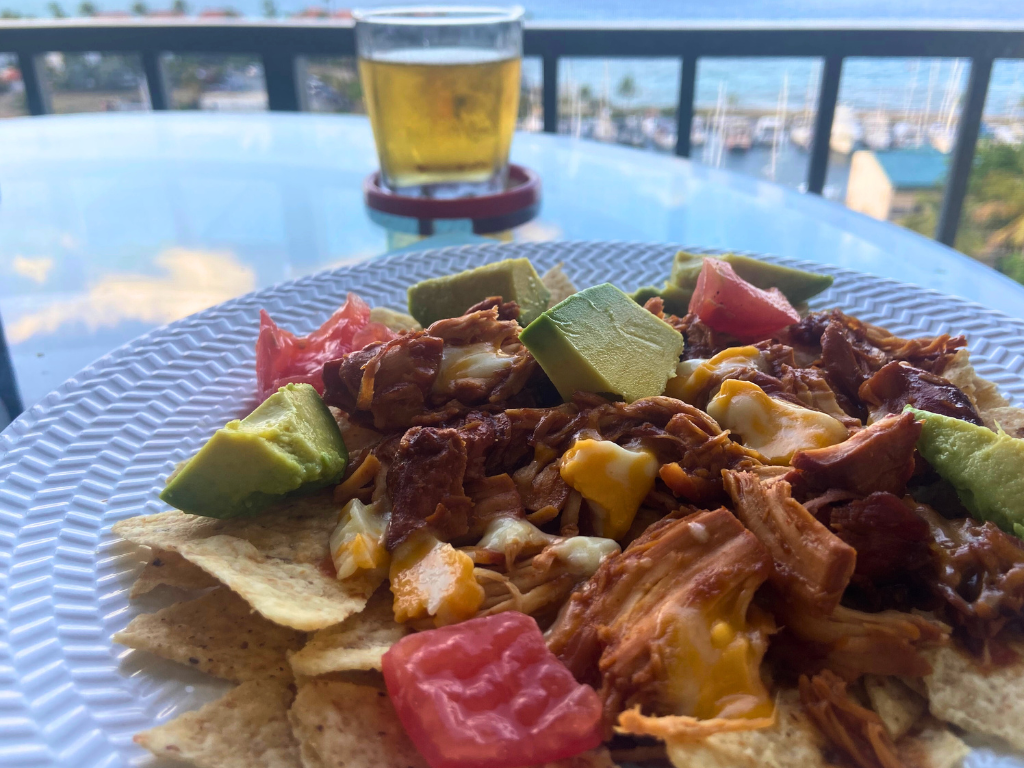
left=908, top=406, right=1024, bottom=538
left=160, top=382, right=348, bottom=519
left=407, top=256, right=552, bottom=327
left=112, top=254, right=1024, bottom=768
left=519, top=282, right=685, bottom=402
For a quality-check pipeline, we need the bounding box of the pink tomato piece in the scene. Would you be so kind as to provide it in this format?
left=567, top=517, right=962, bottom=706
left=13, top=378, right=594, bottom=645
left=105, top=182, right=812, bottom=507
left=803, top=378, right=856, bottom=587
left=688, top=258, right=800, bottom=340
left=382, top=612, right=603, bottom=768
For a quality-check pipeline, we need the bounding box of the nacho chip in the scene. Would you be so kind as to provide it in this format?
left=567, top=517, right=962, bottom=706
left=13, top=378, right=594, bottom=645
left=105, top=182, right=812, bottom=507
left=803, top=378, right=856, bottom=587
left=114, top=588, right=304, bottom=681
left=986, top=406, right=1024, bottom=439
left=177, top=535, right=368, bottom=632
left=134, top=678, right=301, bottom=768
left=941, top=349, right=1013, bottom=425
left=666, top=691, right=831, bottom=768
left=288, top=587, right=407, bottom=677
left=542, top=263, right=578, bottom=307
left=130, top=549, right=220, bottom=598
left=287, top=679, right=428, bottom=768
left=897, top=722, right=970, bottom=768
left=924, top=644, right=1024, bottom=751
left=864, top=675, right=927, bottom=740
left=113, top=493, right=338, bottom=565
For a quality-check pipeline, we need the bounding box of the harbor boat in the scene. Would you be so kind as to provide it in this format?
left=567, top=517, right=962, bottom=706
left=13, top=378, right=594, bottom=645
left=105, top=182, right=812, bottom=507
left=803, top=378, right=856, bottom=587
left=893, top=120, right=925, bottom=149
left=753, top=116, right=786, bottom=147
left=830, top=105, right=863, bottom=154
left=993, top=123, right=1024, bottom=146
left=790, top=117, right=813, bottom=150
left=929, top=122, right=956, bottom=154
left=723, top=117, right=753, bottom=152
left=862, top=111, right=892, bottom=151
left=593, top=105, right=617, bottom=143
left=690, top=115, right=707, bottom=147
left=649, top=116, right=677, bottom=151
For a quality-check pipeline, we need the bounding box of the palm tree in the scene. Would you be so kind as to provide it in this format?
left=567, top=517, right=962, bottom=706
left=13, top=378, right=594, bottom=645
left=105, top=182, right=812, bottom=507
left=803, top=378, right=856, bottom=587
left=262, top=0, right=276, bottom=16
left=77, top=0, right=97, bottom=15
left=131, top=0, right=147, bottom=13
left=171, top=0, right=187, bottom=14
left=969, top=142, right=1024, bottom=254
left=47, top=1, right=66, bottom=16
left=617, top=74, right=636, bottom=106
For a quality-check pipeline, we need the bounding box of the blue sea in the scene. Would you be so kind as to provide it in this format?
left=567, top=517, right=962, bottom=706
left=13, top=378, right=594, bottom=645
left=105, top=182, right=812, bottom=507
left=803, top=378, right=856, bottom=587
left=4, top=0, right=1024, bottom=115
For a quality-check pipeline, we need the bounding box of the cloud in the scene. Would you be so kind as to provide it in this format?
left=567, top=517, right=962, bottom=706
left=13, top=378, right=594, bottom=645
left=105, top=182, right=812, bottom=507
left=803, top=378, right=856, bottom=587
left=7, top=248, right=256, bottom=344
left=12, top=255, right=54, bottom=284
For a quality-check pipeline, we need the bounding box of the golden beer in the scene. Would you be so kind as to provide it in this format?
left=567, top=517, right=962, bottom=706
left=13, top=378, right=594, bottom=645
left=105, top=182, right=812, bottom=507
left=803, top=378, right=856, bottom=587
left=360, top=49, right=521, bottom=192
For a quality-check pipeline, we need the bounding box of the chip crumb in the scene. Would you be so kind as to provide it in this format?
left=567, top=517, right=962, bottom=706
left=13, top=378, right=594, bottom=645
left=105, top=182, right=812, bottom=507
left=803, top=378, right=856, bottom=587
left=287, top=678, right=428, bottom=768
left=666, top=690, right=833, bottom=768
left=130, top=548, right=220, bottom=598
left=542, top=263, right=578, bottom=307
left=288, top=586, right=407, bottom=677
left=864, top=675, right=927, bottom=740
left=924, top=644, right=1024, bottom=751
left=134, top=678, right=302, bottom=768
left=114, top=588, right=305, bottom=682
left=896, top=720, right=970, bottom=768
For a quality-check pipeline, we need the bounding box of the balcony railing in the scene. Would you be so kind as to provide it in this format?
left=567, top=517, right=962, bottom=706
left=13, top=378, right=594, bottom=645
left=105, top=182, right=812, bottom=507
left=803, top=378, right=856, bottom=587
left=1, top=19, right=1024, bottom=248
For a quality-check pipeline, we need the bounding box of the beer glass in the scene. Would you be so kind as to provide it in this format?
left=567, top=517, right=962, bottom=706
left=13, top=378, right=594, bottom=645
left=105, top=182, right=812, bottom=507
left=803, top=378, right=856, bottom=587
left=354, top=6, right=524, bottom=197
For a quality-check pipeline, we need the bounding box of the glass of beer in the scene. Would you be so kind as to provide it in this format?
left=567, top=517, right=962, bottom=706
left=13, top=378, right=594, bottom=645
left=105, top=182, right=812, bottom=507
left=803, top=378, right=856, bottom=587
left=354, top=6, right=524, bottom=197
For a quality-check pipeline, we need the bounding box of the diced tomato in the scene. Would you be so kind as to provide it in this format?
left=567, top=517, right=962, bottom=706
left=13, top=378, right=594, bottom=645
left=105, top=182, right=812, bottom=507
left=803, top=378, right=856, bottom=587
left=382, top=611, right=603, bottom=768
left=255, top=293, right=396, bottom=400
left=688, top=258, right=800, bottom=341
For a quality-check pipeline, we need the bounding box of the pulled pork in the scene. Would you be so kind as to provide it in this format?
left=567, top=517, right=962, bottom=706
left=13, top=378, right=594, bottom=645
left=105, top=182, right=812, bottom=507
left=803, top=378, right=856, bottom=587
left=800, top=670, right=902, bottom=768
left=546, top=509, right=774, bottom=731
left=789, top=413, right=922, bottom=498
left=859, top=361, right=983, bottom=425
left=723, top=471, right=856, bottom=614
left=830, top=493, right=932, bottom=584
left=916, top=502, right=1024, bottom=661
left=322, top=306, right=536, bottom=431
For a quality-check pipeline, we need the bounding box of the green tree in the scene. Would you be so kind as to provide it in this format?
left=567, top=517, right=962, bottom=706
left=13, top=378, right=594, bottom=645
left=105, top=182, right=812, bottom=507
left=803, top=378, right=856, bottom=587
left=171, top=0, right=187, bottom=14
left=1, top=7, right=22, bottom=16
left=77, top=0, right=96, bottom=14
left=47, top=1, right=66, bottom=16
left=262, top=0, right=276, bottom=16
left=131, top=0, right=146, bottom=13
left=964, top=140, right=1024, bottom=285
left=617, top=74, right=636, bottom=103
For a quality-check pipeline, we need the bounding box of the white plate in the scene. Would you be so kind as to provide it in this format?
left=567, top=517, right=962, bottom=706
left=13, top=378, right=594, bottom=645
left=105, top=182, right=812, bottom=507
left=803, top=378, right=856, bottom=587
left=1, top=241, right=1023, bottom=768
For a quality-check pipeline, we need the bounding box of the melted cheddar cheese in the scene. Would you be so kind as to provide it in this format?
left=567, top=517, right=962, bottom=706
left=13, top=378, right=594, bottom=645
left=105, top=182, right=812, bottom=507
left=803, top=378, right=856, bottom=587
left=389, top=533, right=484, bottom=627
left=560, top=439, right=659, bottom=540
left=707, top=379, right=848, bottom=465
left=330, top=498, right=389, bottom=592
left=433, top=341, right=515, bottom=393
left=664, top=346, right=764, bottom=404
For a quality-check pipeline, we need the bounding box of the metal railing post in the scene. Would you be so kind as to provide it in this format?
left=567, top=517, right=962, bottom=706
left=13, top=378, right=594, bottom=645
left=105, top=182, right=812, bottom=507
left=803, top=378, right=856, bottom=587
left=263, top=51, right=301, bottom=111
left=142, top=50, right=169, bottom=110
left=0, top=312, right=23, bottom=421
left=806, top=55, right=843, bottom=195
left=936, top=56, right=993, bottom=248
left=542, top=54, right=558, bottom=134
left=16, top=52, right=49, bottom=116
left=675, top=54, right=697, bottom=158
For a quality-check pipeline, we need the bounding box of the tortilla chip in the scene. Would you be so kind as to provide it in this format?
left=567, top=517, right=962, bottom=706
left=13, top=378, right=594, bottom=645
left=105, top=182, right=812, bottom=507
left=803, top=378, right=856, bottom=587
left=986, top=406, right=1024, bottom=439
left=666, top=690, right=832, bottom=768
left=177, top=535, right=369, bottom=632
left=924, top=644, right=1024, bottom=751
left=288, top=586, right=407, bottom=677
left=113, top=493, right=339, bottom=565
left=114, top=588, right=305, bottom=681
left=864, top=675, right=927, bottom=740
left=134, top=678, right=301, bottom=768
left=542, top=263, right=578, bottom=306
left=941, top=349, right=1012, bottom=422
left=897, top=721, right=970, bottom=768
left=287, top=679, right=428, bottom=768
left=369, top=306, right=422, bottom=333
left=130, top=548, right=220, bottom=598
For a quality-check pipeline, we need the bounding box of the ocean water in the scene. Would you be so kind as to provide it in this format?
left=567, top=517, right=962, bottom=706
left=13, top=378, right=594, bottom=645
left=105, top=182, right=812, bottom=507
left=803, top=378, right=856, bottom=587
left=3, top=0, right=1023, bottom=116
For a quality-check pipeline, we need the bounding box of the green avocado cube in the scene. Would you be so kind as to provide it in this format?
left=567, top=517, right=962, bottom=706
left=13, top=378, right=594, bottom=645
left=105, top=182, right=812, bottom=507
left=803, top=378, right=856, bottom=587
left=669, top=251, right=834, bottom=305
left=907, top=406, right=1024, bottom=538
left=520, top=283, right=685, bottom=403
left=160, top=383, right=348, bottom=519
left=407, top=258, right=551, bottom=328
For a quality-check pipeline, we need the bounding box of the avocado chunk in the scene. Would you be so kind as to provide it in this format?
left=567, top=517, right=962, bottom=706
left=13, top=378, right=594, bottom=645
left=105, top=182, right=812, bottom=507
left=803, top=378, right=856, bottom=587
left=520, top=283, right=684, bottom=403
left=161, top=383, right=348, bottom=519
left=907, top=406, right=1024, bottom=538
left=629, top=282, right=692, bottom=316
left=654, top=251, right=834, bottom=308
left=407, top=258, right=551, bottom=328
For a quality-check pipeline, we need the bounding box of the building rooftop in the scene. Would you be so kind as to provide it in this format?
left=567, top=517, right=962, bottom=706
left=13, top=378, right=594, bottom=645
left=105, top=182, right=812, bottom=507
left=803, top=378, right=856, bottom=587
left=874, top=148, right=949, bottom=190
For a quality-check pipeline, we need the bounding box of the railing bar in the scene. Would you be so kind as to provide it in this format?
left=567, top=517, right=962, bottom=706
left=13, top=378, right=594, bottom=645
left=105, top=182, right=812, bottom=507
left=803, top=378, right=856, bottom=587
left=806, top=55, right=843, bottom=196
left=542, top=54, right=558, bottom=134
left=0, top=312, right=24, bottom=421
left=674, top=54, right=697, bottom=158
left=262, top=51, right=301, bottom=112
left=16, top=52, right=48, bottom=116
left=936, top=56, right=993, bottom=248
left=141, top=50, right=169, bottom=111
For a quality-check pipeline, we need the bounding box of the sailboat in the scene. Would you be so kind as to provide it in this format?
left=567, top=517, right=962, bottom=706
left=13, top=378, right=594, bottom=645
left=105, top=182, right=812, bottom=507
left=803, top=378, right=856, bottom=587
left=690, top=115, right=707, bottom=147
left=929, top=60, right=963, bottom=154
left=790, top=68, right=818, bottom=151
left=863, top=110, right=892, bottom=151
left=830, top=105, right=863, bottom=154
